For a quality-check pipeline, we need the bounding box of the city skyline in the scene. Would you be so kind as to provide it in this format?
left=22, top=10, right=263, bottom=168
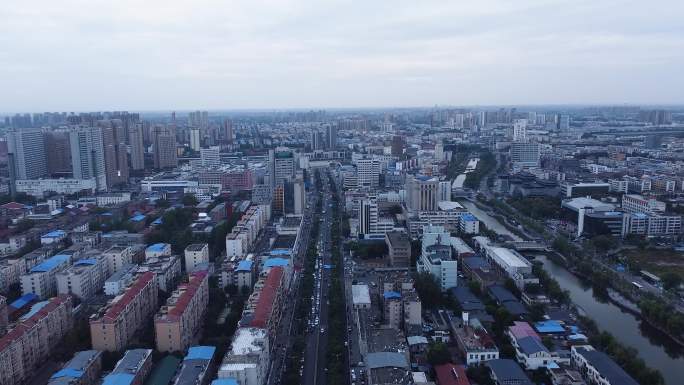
left=2, top=0, right=684, bottom=111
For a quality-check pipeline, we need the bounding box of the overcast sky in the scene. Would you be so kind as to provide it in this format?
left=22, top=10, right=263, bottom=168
left=1, top=0, right=683, bottom=112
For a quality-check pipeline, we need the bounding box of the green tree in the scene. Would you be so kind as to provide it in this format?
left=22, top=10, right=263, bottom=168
left=182, top=194, right=198, bottom=206
left=590, top=235, right=617, bottom=253
left=661, top=272, right=682, bottom=291
left=426, top=342, right=451, bottom=365
left=414, top=272, right=442, bottom=309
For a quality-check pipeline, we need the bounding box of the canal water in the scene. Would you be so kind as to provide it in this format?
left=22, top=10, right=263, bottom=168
left=460, top=200, right=523, bottom=241
left=534, top=255, right=684, bottom=385
left=459, top=201, right=684, bottom=384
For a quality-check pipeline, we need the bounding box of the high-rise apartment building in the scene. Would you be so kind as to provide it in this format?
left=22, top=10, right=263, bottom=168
left=224, top=119, right=234, bottom=143
left=128, top=124, right=145, bottom=171
left=153, top=126, right=178, bottom=169
left=102, top=125, right=129, bottom=188
left=269, top=148, right=296, bottom=187
left=190, top=128, right=201, bottom=151
left=326, top=124, right=337, bottom=149
left=69, top=126, right=107, bottom=191
left=513, top=119, right=527, bottom=142
left=44, top=130, right=72, bottom=177
left=6, top=128, right=48, bottom=180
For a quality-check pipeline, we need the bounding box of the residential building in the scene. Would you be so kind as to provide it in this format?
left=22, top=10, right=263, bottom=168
left=139, top=254, right=182, bottom=293
left=128, top=124, right=146, bottom=171
left=104, top=264, right=137, bottom=296
left=102, top=124, right=129, bottom=188
left=510, top=142, right=540, bottom=168
left=200, top=146, right=220, bottom=168
left=452, top=316, right=500, bottom=365
left=355, top=158, right=381, bottom=189
left=103, top=245, right=135, bottom=274
left=90, top=272, right=159, bottom=352
left=20, top=254, right=72, bottom=299
left=0, top=296, right=74, bottom=385
left=15, top=178, right=97, bottom=197
left=48, top=350, right=102, bottom=385
left=56, top=255, right=109, bottom=301
left=173, top=346, right=216, bottom=385
left=155, top=271, right=209, bottom=353
left=153, top=126, right=178, bottom=169
left=69, top=126, right=107, bottom=191
left=101, top=349, right=153, bottom=385
left=146, top=243, right=172, bottom=259
left=486, top=359, right=533, bottom=385
left=571, top=345, right=638, bottom=385
left=383, top=291, right=402, bottom=329
left=184, top=243, right=210, bottom=272
left=6, top=128, right=48, bottom=181
left=217, top=327, right=269, bottom=385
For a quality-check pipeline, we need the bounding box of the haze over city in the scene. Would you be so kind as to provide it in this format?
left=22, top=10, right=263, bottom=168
left=2, top=0, right=684, bottom=111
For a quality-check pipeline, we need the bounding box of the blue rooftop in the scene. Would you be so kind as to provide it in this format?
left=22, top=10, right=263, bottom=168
left=236, top=260, right=253, bottom=272
left=185, top=346, right=216, bottom=361
left=30, top=254, right=70, bottom=273
left=102, top=373, right=134, bottom=385
left=383, top=291, right=401, bottom=299
left=75, top=259, right=97, bottom=266
left=20, top=301, right=49, bottom=321
left=534, top=320, right=565, bottom=333
left=212, top=379, right=239, bottom=385
left=264, top=258, right=289, bottom=268
left=42, top=230, right=66, bottom=238
left=152, top=218, right=162, bottom=225
left=51, top=368, right=84, bottom=379
left=270, top=249, right=291, bottom=256
left=461, top=213, right=477, bottom=221
left=129, top=214, right=146, bottom=222
left=147, top=243, right=168, bottom=252
left=10, top=293, right=38, bottom=309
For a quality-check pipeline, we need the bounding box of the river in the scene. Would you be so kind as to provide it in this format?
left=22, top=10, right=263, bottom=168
left=460, top=200, right=523, bottom=241
left=459, top=201, right=684, bottom=384
left=535, top=255, right=684, bottom=385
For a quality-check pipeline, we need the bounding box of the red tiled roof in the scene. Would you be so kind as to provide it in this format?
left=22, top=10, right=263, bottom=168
left=434, top=363, right=470, bottom=385
left=249, top=267, right=283, bottom=328
left=0, top=295, right=71, bottom=351
left=98, top=272, right=155, bottom=323
left=159, top=270, right=208, bottom=322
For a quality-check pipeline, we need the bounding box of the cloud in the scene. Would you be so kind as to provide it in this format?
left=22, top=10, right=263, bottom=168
left=0, top=0, right=683, bottom=111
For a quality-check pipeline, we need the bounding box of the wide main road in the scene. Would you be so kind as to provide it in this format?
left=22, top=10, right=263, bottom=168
left=302, top=172, right=334, bottom=385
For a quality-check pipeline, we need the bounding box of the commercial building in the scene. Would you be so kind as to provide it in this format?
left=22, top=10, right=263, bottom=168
left=355, top=158, right=381, bottom=189
left=15, top=178, right=98, bottom=198
left=0, top=296, right=74, bottom=385
left=560, top=182, right=610, bottom=198
left=155, top=271, right=209, bottom=353
left=173, top=346, right=216, bottom=385
left=482, top=247, right=535, bottom=289
left=101, top=349, right=153, bottom=385
left=385, top=231, right=411, bottom=268
left=352, top=284, right=371, bottom=309
left=510, top=142, right=540, bottom=168
left=405, top=175, right=439, bottom=212
left=417, top=226, right=457, bottom=291
left=48, top=350, right=103, bottom=385
left=90, top=272, right=159, bottom=352
left=184, top=243, right=210, bottom=272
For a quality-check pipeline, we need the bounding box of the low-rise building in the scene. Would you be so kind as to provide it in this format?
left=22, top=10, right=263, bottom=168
left=173, top=346, right=217, bottom=385
left=417, top=225, right=458, bottom=291
left=90, top=272, right=159, bottom=352
left=101, top=349, right=152, bottom=385
left=571, top=345, right=638, bottom=385
left=486, top=359, right=533, bottom=385
left=352, top=284, right=371, bottom=309
left=48, top=350, right=102, bottom=385
left=155, top=271, right=210, bottom=353
left=145, top=243, right=172, bottom=259
left=139, top=254, right=182, bottom=292
left=451, top=316, right=499, bottom=365
left=103, top=245, right=135, bottom=274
